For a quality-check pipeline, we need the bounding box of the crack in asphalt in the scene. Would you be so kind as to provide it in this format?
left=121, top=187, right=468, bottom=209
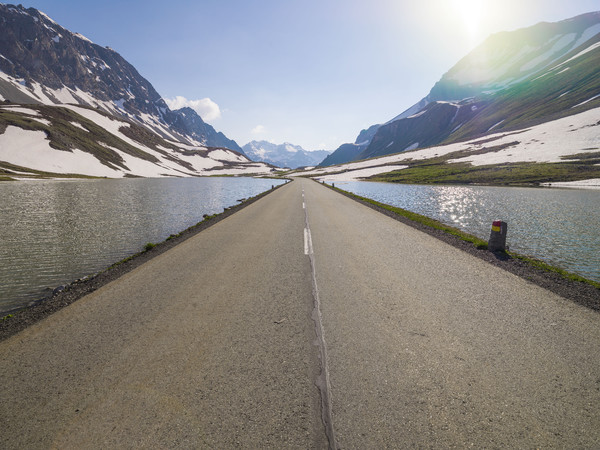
left=303, top=188, right=338, bottom=450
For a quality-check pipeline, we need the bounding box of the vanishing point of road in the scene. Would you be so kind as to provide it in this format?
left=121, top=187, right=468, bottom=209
left=1, top=178, right=599, bottom=449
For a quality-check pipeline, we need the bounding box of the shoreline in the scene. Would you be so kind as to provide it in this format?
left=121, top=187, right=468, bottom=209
left=0, top=181, right=289, bottom=342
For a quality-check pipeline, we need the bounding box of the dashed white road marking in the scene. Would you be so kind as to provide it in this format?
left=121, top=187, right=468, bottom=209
left=304, top=227, right=313, bottom=255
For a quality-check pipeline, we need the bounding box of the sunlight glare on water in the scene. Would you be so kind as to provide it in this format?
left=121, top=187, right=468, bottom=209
left=333, top=181, right=600, bottom=283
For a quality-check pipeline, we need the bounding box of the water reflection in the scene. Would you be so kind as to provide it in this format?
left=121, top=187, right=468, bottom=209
left=333, top=181, right=600, bottom=283
left=0, top=177, right=285, bottom=313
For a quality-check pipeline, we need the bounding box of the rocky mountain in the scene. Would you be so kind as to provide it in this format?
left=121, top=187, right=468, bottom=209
left=0, top=3, right=243, bottom=153
left=0, top=102, right=273, bottom=179
left=242, top=140, right=330, bottom=169
left=319, top=124, right=380, bottom=167
left=322, top=11, right=600, bottom=165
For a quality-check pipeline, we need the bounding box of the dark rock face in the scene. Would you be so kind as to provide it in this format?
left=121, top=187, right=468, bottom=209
left=0, top=4, right=165, bottom=115
left=323, top=11, right=600, bottom=165
left=172, top=107, right=244, bottom=153
left=319, top=124, right=381, bottom=167
left=0, top=4, right=242, bottom=151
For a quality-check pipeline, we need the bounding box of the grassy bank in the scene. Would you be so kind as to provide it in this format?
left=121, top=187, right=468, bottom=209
left=368, top=156, right=600, bottom=186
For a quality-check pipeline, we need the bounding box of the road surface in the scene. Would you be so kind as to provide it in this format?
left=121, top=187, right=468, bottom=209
left=1, top=178, right=599, bottom=449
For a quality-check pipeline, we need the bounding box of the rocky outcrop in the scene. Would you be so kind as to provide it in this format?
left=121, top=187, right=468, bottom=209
left=0, top=4, right=242, bottom=151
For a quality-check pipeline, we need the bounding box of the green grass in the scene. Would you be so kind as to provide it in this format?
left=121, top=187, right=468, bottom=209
left=510, top=253, right=600, bottom=289
left=371, top=160, right=600, bottom=185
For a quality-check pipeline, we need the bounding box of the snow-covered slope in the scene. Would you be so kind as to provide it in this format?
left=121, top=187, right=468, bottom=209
left=243, top=140, right=330, bottom=169
left=0, top=104, right=274, bottom=179
left=298, top=107, right=600, bottom=184
left=323, top=12, right=600, bottom=166
left=434, top=12, right=600, bottom=98
left=0, top=3, right=244, bottom=156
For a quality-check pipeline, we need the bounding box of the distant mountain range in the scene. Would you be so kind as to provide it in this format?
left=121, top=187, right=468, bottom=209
left=243, top=141, right=330, bottom=169
left=322, top=12, right=600, bottom=166
left=0, top=4, right=273, bottom=179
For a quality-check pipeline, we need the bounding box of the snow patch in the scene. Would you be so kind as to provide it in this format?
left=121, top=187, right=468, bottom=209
left=407, top=110, right=426, bottom=119
left=520, top=33, right=576, bottom=72
left=550, top=41, right=600, bottom=73
left=542, top=179, right=600, bottom=189
left=403, top=142, right=419, bottom=151
left=572, top=95, right=600, bottom=109
left=315, top=165, right=409, bottom=182
left=209, top=149, right=247, bottom=163
left=572, top=23, right=600, bottom=51
left=0, top=53, right=14, bottom=65
left=0, top=126, right=121, bottom=177
left=74, top=32, right=93, bottom=43
left=0, top=106, right=40, bottom=116
left=38, top=11, right=58, bottom=25
left=69, top=122, right=89, bottom=132
left=31, top=118, right=52, bottom=127
left=51, top=86, right=79, bottom=104
left=487, top=120, right=505, bottom=132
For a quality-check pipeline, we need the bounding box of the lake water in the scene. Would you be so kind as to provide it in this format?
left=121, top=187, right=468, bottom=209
left=0, top=177, right=286, bottom=314
left=329, top=181, right=600, bottom=284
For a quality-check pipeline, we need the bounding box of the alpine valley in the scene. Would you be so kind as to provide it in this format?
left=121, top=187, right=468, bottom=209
left=0, top=3, right=275, bottom=179
left=311, top=12, right=600, bottom=187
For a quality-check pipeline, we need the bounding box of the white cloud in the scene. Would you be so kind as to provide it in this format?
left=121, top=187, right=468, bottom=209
left=251, top=125, right=266, bottom=134
left=164, top=96, right=221, bottom=122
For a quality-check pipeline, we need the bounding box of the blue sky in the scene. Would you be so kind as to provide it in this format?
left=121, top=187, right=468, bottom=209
left=18, top=0, right=600, bottom=150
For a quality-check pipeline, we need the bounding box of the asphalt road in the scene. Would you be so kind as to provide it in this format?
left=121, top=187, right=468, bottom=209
left=1, top=178, right=599, bottom=449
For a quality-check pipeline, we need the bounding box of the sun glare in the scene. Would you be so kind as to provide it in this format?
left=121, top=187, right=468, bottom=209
left=451, top=0, right=484, bottom=44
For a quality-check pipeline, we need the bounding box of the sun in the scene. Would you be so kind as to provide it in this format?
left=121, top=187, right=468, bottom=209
left=451, top=0, right=485, bottom=44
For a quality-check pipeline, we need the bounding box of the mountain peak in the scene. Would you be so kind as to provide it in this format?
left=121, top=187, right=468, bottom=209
left=321, top=11, right=600, bottom=165
left=0, top=3, right=243, bottom=152
left=243, top=140, right=330, bottom=169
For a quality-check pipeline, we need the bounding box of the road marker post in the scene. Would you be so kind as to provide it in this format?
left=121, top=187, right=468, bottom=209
left=488, top=220, right=508, bottom=252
